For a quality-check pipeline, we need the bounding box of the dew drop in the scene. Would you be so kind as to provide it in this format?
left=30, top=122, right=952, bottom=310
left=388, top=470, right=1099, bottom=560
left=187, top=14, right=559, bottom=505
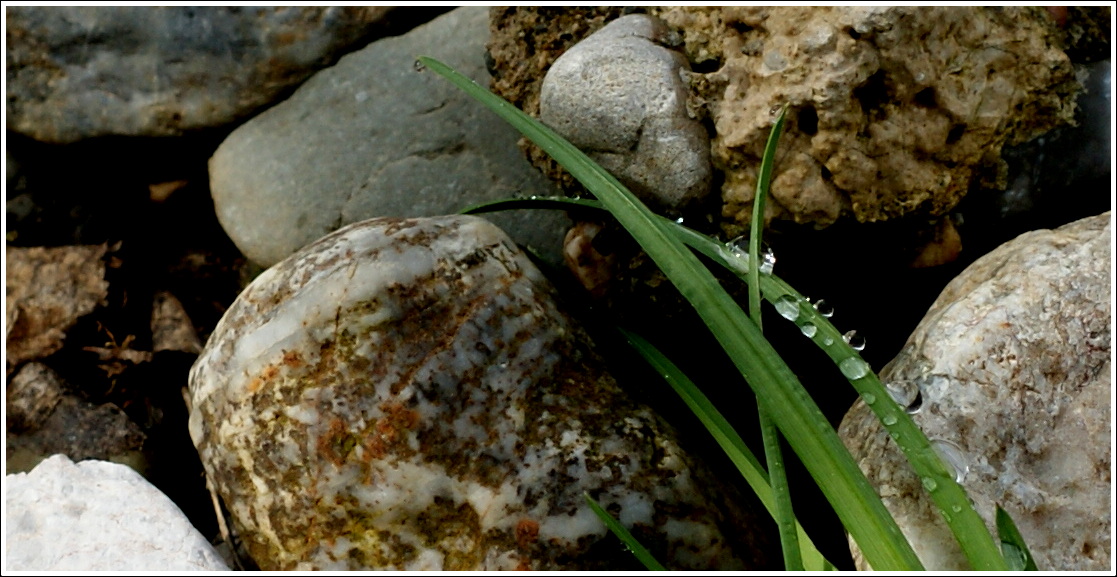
left=885, top=379, right=923, bottom=413
left=799, top=322, right=817, bottom=338
left=861, top=392, right=877, bottom=405
left=882, top=414, right=898, bottom=426
left=413, top=59, right=427, bottom=72
left=774, top=295, right=800, bottom=321
left=759, top=247, right=776, bottom=275
left=821, top=336, right=834, bottom=346
left=842, top=330, right=866, bottom=351
left=839, top=357, right=871, bottom=380
left=921, top=477, right=938, bottom=492
left=931, top=439, right=969, bottom=483
left=675, top=216, right=685, bottom=224
left=811, top=298, right=834, bottom=317
left=951, top=504, right=963, bottom=513
left=890, top=431, right=901, bottom=441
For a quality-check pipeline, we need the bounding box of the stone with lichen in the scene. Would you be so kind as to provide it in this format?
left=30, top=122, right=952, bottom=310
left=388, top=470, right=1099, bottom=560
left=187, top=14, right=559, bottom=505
left=188, top=215, right=769, bottom=570
left=839, top=212, right=1111, bottom=570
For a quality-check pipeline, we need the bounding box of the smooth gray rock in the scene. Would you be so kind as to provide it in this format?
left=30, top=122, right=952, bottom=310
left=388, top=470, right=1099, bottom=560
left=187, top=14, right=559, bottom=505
left=188, top=214, right=768, bottom=570
left=209, top=7, right=570, bottom=268
left=5, top=6, right=393, bottom=143
left=540, top=14, right=711, bottom=212
left=3, top=454, right=228, bottom=571
left=839, top=212, right=1112, bottom=570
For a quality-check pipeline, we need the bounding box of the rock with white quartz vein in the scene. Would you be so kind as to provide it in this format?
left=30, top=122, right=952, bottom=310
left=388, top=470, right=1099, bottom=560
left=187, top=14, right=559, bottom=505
left=839, top=212, right=1111, bottom=571
left=188, top=215, right=769, bottom=570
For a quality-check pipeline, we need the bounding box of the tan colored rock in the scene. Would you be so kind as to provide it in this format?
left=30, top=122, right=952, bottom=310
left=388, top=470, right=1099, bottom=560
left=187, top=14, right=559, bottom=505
left=839, top=212, right=1111, bottom=570
left=5, top=245, right=108, bottom=373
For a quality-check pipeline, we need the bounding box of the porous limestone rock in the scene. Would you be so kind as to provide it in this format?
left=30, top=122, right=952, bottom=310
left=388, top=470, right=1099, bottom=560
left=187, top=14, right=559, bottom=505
left=540, top=14, right=711, bottom=212
left=5, top=6, right=394, bottom=143
left=188, top=215, right=769, bottom=570
left=3, top=454, right=228, bottom=571
left=208, top=7, right=569, bottom=268
left=489, top=7, right=1078, bottom=236
left=839, top=212, right=1111, bottom=570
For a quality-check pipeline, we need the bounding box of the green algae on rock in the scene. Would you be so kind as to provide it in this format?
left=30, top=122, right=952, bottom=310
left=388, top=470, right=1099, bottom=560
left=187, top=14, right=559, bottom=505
left=188, top=215, right=769, bottom=570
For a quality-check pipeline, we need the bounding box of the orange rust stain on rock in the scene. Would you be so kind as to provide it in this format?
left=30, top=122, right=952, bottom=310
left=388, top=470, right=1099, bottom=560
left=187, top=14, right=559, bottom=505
left=282, top=350, right=304, bottom=368
left=515, top=519, right=540, bottom=547
left=317, top=418, right=352, bottom=468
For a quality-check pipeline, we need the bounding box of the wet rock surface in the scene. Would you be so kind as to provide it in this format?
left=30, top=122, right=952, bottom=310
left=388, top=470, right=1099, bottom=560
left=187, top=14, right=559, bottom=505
left=208, top=7, right=570, bottom=268
left=839, top=212, right=1112, bottom=571
left=540, top=14, right=711, bottom=213
left=4, top=454, right=229, bottom=571
left=5, top=6, right=398, bottom=143
left=188, top=214, right=769, bottom=570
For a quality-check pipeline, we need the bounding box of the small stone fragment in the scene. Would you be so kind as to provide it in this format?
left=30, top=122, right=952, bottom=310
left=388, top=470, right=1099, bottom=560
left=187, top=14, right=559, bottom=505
left=6, top=362, right=65, bottom=433
left=151, top=291, right=203, bottom=355
left=189, top=215, right=768, bottom=570
left=5, top=244, right=109, bottom=373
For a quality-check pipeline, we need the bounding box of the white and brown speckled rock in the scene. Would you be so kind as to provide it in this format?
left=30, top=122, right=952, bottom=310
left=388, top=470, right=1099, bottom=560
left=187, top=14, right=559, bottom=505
left=839, top=212, right=1111, bottom=570
left=188, top=215, right=769, bottom=570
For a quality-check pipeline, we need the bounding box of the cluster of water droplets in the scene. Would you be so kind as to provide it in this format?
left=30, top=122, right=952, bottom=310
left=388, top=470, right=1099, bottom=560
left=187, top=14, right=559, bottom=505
left=725, top=236, right=776, bottom=275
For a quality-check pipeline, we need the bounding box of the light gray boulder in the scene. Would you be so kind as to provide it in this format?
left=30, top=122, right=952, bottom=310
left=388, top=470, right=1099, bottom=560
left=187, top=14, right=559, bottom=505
left=4, top=454, right=228, bottom=571
left=839, top=212, right=1112, bottom=570
left=540, top=14, right=711, bottom=212
left=5, top=6, right=394, bottom=143
left=209, top=7, right=570, bottom=268
left=188, top=214, right=769, bottom=570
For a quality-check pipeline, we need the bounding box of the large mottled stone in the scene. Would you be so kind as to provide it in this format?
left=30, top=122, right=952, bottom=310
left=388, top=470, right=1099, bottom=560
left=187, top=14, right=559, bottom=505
left=5, top=6, right=395, bottom=143
left=839, top=212, right=1111, bottom=570
left=540, top=14, right=711, bottom=212
left=188, top=215, right=768, bottom=570
left=4, top=454, right=228, bottom=571
left=209, top=7, right=569, bottom=268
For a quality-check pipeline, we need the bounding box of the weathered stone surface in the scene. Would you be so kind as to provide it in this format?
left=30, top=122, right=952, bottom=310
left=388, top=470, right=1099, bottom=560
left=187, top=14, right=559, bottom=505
left=5, top=244, right=108, bottom=373
left=188, top=215, right=768, bottom=570
left=5, top=6, right=395, bottom=143
left=4, top=454, right=228, bottom=571
left=209, top=7, right=570, bottom=268
left=488, top=7, right=1078, bottom=236
left=540, top=14, right=711, bottom=212
left=6, top=362, right=66, bottom=433
left=839, top=212, right=1111, bottom=570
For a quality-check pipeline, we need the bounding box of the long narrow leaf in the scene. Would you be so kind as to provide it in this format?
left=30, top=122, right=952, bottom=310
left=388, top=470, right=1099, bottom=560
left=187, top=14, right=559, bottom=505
left=996, top=505, right=1038, bottom=571
left=584, top=492, right=666, bottom=571
left=620, top=328, right=829, bottom=571
left=420, top=55, right=925, bottom=571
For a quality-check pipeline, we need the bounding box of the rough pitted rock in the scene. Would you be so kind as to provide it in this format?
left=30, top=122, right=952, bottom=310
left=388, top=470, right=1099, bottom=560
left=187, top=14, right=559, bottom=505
left=5, top=6, right=395, bottom=143
left=4, top=454, right=228, bottom=571
left=489, top=7, right=1078, bottom=236
left=540, top=14, right=711, bottom=212
left=209, top=7, right=569, bottom=268
left=839, top=212, right=1111, bottom=570
left=188, top=215, right=769, bottom=570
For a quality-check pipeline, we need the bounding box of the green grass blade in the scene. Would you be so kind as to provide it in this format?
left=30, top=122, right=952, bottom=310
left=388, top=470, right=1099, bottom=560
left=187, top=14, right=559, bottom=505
left=619, top=328, right=829, bottom=571
left=420, top=55, right=924, bottom=571
left=747, top=105, right=802, bottom=571
left=996, top=505, right=1038, bottom=570
left=584, top=492, right=666, bottom=571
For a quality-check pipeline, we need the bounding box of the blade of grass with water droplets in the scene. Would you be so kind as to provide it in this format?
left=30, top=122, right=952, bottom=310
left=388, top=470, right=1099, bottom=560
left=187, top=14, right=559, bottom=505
left=420, top=55, right=924, bottom=570
left=996, top=505, right=1038, bottom=570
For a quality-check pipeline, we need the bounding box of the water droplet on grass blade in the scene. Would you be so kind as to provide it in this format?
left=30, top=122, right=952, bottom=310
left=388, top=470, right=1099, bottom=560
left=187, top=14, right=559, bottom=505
left=885, top=379, right=923, bottom=413
left=413, top=59, right=427, bottom=72
left=774, top=295, right=800, bottom=321
left=843, top=330, right=866, bottom=351
left=861, top=392, right=876, bottom=404
left=822, top=336, right=834, bottom=346
left=882, top=414, right=898, bottom=425
left=922, top=477, right=938, bottom=492
left=759, top=248, right=776, bottom=275
left=675, top=216, right=685, bottom=224
left=951, top=504, right=963, bottom=513
left=839, top=357, right=871, bottom=380
left=812, top=299, right=834, bottom=317
left=931, top=439, right=969, bottom=483
left=799, top=322, right=817, bottom=338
